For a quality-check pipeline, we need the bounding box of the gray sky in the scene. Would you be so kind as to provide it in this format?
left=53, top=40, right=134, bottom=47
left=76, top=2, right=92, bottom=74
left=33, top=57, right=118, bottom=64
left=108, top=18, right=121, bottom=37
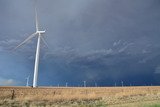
left=0, top=0, right=160, bottom=86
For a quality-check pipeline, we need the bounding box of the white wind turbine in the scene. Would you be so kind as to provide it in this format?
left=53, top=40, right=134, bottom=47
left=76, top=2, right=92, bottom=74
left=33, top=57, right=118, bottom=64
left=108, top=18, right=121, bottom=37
left=26, top=75, right=30, bottom=87
left=14, top=7, right=47, bottom=88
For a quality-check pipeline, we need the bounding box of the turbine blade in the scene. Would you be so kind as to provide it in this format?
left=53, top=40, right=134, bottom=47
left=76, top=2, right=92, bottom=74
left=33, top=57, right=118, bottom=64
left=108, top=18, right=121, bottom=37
left=41, top=36, right=49, bottom=48
left=35, top=7, right=39, bottom=31
left=13, top=33, right=37, bottom=50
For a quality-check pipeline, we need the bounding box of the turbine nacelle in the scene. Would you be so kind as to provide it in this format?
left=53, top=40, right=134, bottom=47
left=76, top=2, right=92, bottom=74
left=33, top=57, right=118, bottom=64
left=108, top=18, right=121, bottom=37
left=36, top=30, right=45, bottom=34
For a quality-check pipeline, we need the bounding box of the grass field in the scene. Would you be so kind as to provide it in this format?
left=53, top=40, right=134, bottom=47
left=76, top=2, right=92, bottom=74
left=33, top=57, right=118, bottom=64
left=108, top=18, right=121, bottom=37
left=0, top=86, right=160, bottom=107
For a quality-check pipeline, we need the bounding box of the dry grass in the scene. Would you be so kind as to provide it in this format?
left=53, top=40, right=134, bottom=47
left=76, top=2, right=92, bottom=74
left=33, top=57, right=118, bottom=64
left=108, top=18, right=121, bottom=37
left=0, top=86, right=160, bottom=106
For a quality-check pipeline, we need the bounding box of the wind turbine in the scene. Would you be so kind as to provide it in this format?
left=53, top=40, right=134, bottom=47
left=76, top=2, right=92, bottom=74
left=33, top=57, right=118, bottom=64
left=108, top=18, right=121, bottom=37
left=14, top=7, right=47, bottom=88
left=83, top=81, right=86, bottom=87
left=26, top=75, right=30, bottom=87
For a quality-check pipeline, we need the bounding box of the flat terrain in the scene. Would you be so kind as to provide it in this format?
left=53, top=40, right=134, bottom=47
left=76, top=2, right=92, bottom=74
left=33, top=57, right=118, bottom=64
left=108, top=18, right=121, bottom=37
left=0, top=86, right=160, bottom=107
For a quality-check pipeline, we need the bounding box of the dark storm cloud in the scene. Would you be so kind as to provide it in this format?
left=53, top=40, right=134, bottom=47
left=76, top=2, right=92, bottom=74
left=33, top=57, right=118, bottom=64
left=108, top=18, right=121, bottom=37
left=0, top=0, right=160, bottom=86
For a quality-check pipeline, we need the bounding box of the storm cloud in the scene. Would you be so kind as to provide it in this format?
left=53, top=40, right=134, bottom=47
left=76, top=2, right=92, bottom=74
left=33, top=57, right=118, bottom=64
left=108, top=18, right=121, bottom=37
left=0, top=0, right=160, bottom=86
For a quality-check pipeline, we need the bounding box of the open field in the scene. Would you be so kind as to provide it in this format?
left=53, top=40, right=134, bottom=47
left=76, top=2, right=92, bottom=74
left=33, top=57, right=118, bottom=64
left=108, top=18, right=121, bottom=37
left=0, top=86, right=160, bottom=107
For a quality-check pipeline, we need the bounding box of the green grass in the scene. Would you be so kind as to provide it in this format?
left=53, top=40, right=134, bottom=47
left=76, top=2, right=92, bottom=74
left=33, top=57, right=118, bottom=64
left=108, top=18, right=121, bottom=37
left=144, top=104, right=160, bottom=107
left=0, top=100, right=108, bottom=107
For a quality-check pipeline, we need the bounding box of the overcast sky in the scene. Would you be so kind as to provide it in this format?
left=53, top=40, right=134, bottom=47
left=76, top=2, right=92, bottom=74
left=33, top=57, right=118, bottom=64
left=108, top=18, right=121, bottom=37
left=0, top=0, right=160, bottom=86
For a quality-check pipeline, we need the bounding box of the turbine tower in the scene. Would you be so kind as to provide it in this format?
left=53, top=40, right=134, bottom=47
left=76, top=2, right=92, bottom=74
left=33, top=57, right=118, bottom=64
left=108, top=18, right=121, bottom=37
left=14, top=7, right=47, bottom=88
